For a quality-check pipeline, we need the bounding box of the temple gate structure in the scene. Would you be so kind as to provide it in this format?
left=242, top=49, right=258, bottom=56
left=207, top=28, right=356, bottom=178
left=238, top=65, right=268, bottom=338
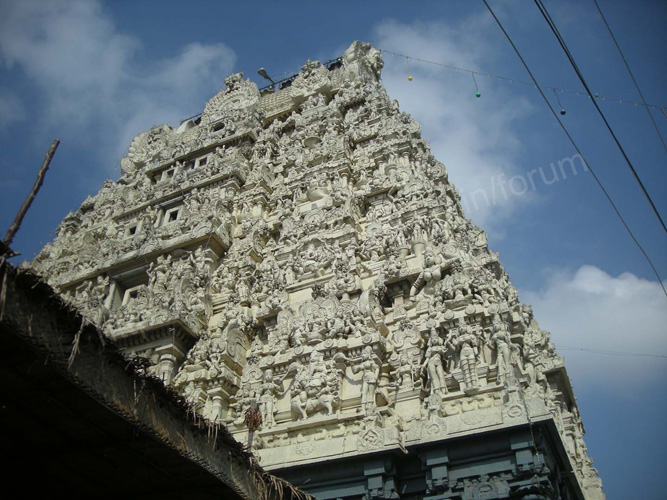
left=31, top=42, right=604, bottom=500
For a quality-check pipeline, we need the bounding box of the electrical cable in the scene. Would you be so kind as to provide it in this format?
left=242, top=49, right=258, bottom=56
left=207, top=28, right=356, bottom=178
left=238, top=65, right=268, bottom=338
left=591, top=0, right=666, bottom=152
left=556, top=344, right=667, bottom=359
left=181, top=50, right=667, bottom=124
left=482, top=0, right=667, bottom=298
left=534, top=0, right=667, bottom=234
left=380, top=48, right=666, bottom=111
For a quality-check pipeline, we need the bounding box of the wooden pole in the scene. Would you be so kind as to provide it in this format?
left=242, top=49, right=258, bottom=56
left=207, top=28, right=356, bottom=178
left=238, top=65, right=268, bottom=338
left=2, top=139, right=60, bottom=251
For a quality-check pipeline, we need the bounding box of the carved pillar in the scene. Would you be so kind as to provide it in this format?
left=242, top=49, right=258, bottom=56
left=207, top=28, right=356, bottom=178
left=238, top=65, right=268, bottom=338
left=104, top=281, right=117, bottom=309
left=157, top=353, right=177, bottom=385
left=209, top=387, right=233, bottom=424
left=388, top=286, right=406, bottom=321
left=211, top=395, right=224, bottom=423
left=155, top=343, right=186, bottom=385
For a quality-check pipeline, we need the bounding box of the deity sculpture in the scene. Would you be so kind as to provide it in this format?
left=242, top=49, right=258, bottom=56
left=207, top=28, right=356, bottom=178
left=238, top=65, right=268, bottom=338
left=421, top=328, right=448, bottom=402
left=410, top=248, right=442, bottom=301
left=148, top=254, right=172, bottom=301
left=327, top=310, right=347, bottom=339
left=401, top=353, right=419, bottom=389
left=231, top=386, right=257, bottom=426
left=488, top=316, right=521, bottom=387
left=448, top=322, right=480, bottom=394
left=284, top=351, right=338, bottom=420
left=352, top=346, right=380, bottom=416
left=258, top=369, right=282, bottom=428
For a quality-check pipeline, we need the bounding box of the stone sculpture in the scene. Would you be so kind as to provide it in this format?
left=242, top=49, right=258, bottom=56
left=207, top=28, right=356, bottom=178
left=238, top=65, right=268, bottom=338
left=352, top=346, right=381, bottom=416
left=448, top=322, right=481, bottom=394
left=421, top=328, right=448, bottom=402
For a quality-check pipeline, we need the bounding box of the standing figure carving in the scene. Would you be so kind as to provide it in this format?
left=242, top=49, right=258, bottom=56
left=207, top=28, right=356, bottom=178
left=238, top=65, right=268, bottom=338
left=448, top=322, right=480, bottom=394
left=488, top=316, right=521, bottom=387
left=258, top=369, right=282, bottom=428
left=422, top=328, right=448, bottom=403
left=148, top=254, right=172, bottom=302
left=393, top=353, right=416, bottom=390
left=352, top=346, right=380, bottom=416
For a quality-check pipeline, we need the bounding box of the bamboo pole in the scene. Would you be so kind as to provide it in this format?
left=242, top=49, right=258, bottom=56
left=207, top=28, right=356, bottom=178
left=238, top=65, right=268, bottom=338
left=2, top=139, right=60, bottom=252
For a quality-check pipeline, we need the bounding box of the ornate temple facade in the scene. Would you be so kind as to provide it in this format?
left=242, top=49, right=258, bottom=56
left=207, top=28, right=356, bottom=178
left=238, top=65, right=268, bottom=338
left=31, top=42, right=604, bottom=500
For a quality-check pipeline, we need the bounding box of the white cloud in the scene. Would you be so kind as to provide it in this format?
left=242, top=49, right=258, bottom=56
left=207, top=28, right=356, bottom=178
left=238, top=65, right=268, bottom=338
left=373, top=17, right=535, bottom=236
left=0, top=1, right=138, bottom=127
left=521, top=265, right=667, bottom=394
left=0, top=0, right=236, bottom=178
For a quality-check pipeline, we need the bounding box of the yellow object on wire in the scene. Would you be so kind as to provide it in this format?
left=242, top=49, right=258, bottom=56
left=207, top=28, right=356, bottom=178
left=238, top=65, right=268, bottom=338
left=382, top=49, right=666, bottom=111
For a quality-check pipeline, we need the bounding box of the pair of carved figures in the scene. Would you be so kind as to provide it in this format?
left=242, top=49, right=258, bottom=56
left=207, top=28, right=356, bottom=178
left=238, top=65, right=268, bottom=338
left=420, top=318, right=521, bottom=400
left=418, top=321, right=480, bottom=403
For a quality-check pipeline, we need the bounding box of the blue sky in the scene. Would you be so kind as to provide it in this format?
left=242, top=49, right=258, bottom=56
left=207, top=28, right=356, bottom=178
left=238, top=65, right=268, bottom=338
left=1, top=1, right=665, bottom=496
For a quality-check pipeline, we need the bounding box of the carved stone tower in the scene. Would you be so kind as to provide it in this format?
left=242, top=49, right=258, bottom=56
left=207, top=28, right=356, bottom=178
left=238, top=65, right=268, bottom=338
left=31, top=42, right=604, bottom=499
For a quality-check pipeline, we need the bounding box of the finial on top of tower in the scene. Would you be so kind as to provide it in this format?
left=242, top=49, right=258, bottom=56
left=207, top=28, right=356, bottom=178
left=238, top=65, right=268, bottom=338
left=342, top=41, right=384, bottom=83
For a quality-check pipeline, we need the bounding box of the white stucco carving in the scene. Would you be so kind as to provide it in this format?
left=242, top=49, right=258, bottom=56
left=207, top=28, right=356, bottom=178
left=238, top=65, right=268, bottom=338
left=30, top=41, right=603, bottom=499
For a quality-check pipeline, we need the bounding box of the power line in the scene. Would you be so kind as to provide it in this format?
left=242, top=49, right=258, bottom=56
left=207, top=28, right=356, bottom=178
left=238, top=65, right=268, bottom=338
left=380, top=48, right=667, bottom=111
left=591, top=0, right=667, bottom=152
left=534, top=0, right=667, bottom=234
left=482, top=0, right=667, bottom=298
left=556, top=344, right=667, bottom=359
left=181, top=50, right=667, bottom=124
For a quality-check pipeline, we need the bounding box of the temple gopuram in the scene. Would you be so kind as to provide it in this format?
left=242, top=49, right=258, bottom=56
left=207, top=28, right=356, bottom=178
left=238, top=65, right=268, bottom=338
left=30, top=41, right=604, bottom=500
